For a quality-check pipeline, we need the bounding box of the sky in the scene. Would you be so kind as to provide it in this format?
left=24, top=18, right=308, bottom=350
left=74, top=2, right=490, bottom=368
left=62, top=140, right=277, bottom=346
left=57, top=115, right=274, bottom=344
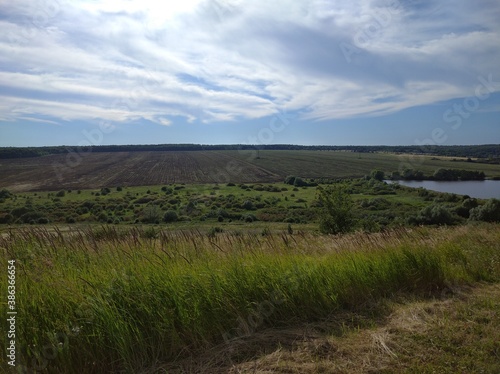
left=0, top=0, right=500, bottom=147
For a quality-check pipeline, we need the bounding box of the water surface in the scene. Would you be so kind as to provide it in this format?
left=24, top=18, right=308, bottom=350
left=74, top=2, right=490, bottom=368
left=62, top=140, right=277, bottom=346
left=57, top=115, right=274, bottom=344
left=385, top=180, right=500, bottom=199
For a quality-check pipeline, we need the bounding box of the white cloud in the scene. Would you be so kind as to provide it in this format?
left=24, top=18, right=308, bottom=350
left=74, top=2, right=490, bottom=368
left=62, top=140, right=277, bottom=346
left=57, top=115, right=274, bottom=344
left=1, top=0, right=499, bottom=127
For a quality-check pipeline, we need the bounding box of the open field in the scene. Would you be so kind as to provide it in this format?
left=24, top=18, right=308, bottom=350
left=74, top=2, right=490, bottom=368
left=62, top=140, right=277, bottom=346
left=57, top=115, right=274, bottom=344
left=1, top=150, right=500, bottom=192
left=1, top=224, right=499, bottom=373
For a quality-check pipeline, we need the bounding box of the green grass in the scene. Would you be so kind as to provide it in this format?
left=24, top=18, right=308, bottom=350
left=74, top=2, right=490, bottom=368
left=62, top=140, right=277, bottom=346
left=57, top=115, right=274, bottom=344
left=1, top=224, right=499, bottom=373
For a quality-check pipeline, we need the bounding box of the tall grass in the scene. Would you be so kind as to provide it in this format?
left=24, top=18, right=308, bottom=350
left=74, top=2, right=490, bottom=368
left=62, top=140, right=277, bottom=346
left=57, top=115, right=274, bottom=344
left=1, top=224, right=499, bottom=373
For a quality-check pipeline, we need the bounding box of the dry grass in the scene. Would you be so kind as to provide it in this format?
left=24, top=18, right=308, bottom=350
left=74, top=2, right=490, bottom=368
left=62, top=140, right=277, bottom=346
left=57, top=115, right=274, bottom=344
left=164, top=283, right=500, bottom=373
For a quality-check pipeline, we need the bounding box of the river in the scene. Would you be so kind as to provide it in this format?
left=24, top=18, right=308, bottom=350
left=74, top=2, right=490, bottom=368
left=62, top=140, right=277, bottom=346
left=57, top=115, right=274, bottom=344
left=385, top=180, right=500, bottom=199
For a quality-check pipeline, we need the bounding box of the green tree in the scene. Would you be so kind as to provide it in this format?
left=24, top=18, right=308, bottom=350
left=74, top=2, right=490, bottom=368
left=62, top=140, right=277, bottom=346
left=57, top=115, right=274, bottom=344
left=317, top=185, right=355, bottom=235
left=371, top=170, right=385, bottom=181
left=142, top=205, right=162, bottom=224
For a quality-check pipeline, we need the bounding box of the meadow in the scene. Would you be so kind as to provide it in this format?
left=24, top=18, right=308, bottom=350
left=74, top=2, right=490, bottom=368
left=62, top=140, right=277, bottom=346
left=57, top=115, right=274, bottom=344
left=0, top=177, right=494, bottom=232
left=1, top=223, right=499, bottom=373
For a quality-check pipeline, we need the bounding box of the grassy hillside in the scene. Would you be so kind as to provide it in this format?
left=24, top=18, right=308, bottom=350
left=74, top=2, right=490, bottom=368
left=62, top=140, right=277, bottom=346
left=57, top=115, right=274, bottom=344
left=1, top=224, right=499, bottom=373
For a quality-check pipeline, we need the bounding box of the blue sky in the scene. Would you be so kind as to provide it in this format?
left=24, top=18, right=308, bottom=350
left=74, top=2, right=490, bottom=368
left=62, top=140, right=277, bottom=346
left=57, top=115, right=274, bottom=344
left=1, top=0, right=499, bottom=147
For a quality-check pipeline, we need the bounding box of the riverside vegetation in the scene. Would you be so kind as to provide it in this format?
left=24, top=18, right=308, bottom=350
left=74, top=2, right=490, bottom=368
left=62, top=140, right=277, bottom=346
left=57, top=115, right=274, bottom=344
left=1, top=174, right=500, bottom=231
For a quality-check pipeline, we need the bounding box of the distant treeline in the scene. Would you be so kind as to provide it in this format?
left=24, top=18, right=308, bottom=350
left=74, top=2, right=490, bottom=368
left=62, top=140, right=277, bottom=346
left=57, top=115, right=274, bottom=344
left=0, top=144, right=499, bottom=160
left=392, top=168, right=486, bottom=181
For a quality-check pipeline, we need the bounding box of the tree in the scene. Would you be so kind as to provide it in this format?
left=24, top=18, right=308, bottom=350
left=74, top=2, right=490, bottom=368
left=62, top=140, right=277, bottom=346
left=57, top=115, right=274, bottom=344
left=317, top=185, right=355, bottom=235
left=371, top=170, right=385, bottom=181
left=142, top=205, right=162, bottom=223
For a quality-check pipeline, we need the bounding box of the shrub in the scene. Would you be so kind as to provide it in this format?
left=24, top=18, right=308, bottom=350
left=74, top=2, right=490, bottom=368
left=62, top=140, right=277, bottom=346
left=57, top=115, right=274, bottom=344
left=56, top=190, right=65, bottom=197
left=241, top=214, right=256, bottom=223
left=317, top=185, right=355, bottom=235
left=293, top=177, right=308, bottom=187
left=0, top=189, right=12, bottom=199
left=469, top=199, right=500, bottom=222
left=241, top=200, right=254, bottom=210
left=0, top=213, right=13, bottom=224
left=371, top=170, right=385, bottom=181
left=163, top=210, right=178, bottom=223
left=408, top=205, right=455, bottom=226
left=207, top=226, right=223, bottom=237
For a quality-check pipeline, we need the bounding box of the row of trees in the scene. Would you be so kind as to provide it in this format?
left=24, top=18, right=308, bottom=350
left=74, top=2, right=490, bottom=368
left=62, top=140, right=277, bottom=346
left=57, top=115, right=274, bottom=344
left=390, top=168, right=486, bottom=181
left=1, top=144, right=498, bottom=159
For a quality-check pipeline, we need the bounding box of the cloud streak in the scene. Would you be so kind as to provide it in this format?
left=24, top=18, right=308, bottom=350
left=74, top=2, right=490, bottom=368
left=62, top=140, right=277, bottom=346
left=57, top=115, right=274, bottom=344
left=1, top=0, right=499, bottom=128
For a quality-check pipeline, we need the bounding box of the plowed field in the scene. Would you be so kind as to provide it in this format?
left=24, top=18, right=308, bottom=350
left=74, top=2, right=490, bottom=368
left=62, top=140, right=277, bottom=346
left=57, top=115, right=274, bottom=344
left=1, top=150, right=499, bottom=192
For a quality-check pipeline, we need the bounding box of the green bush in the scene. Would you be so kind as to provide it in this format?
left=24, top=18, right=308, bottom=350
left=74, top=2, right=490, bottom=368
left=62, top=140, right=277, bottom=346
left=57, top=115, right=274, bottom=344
left=317, top=185, right=355, bottom=235
left=408, top=204, right=455, bottom=226
left=371, top=170, right=385, bottom=181
left=163, top=210, right=178, bottom=223
left=0, top=189, right=12, bottom=199
left=469, top=199, right=500, bottom=222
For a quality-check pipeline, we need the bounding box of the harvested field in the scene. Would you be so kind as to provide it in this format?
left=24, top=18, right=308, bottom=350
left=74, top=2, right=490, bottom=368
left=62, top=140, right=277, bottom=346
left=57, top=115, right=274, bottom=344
left=1, top=150, right=499, bottom=192
left=0, top=151, right=281, bottom=191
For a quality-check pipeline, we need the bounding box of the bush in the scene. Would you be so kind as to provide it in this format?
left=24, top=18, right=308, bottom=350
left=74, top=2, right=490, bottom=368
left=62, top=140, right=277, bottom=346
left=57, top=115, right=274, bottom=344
left=371, top=170, right=385, bottom=181
left=408, top=204, right=455, bottom=226
left=317, top=185, right=355, bottom=235
left=241, top=214, right=256, bottom=223
left=56, top=190, right=65, bottom=197
left=163, top=210, right=178, bottom=223
left=66, top=216, right=76, bottom=224
left=0, top=189, right=13, bottom=199
left=207, top=226, right=223, bottom=238
left=241, top=200, right=255, bottom=210
left=293, top=177, right=308, bottom=187
left=469, top=199, right=500, bottom=222
left=0, top=213, right=13, bottom=224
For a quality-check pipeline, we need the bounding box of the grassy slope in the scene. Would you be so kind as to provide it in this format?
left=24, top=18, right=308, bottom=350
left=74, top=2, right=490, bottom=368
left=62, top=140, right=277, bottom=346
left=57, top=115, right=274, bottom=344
left=193, top=283, right=500, bottom=374
left=1, top=224, right=499, bottom=373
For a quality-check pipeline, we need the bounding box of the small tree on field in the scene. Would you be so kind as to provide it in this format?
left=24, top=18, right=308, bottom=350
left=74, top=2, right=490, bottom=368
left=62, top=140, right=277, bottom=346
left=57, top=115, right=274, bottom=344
left=142, top=205, right=162, bottom=224
left=317, top=185, right=355, bottom=235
